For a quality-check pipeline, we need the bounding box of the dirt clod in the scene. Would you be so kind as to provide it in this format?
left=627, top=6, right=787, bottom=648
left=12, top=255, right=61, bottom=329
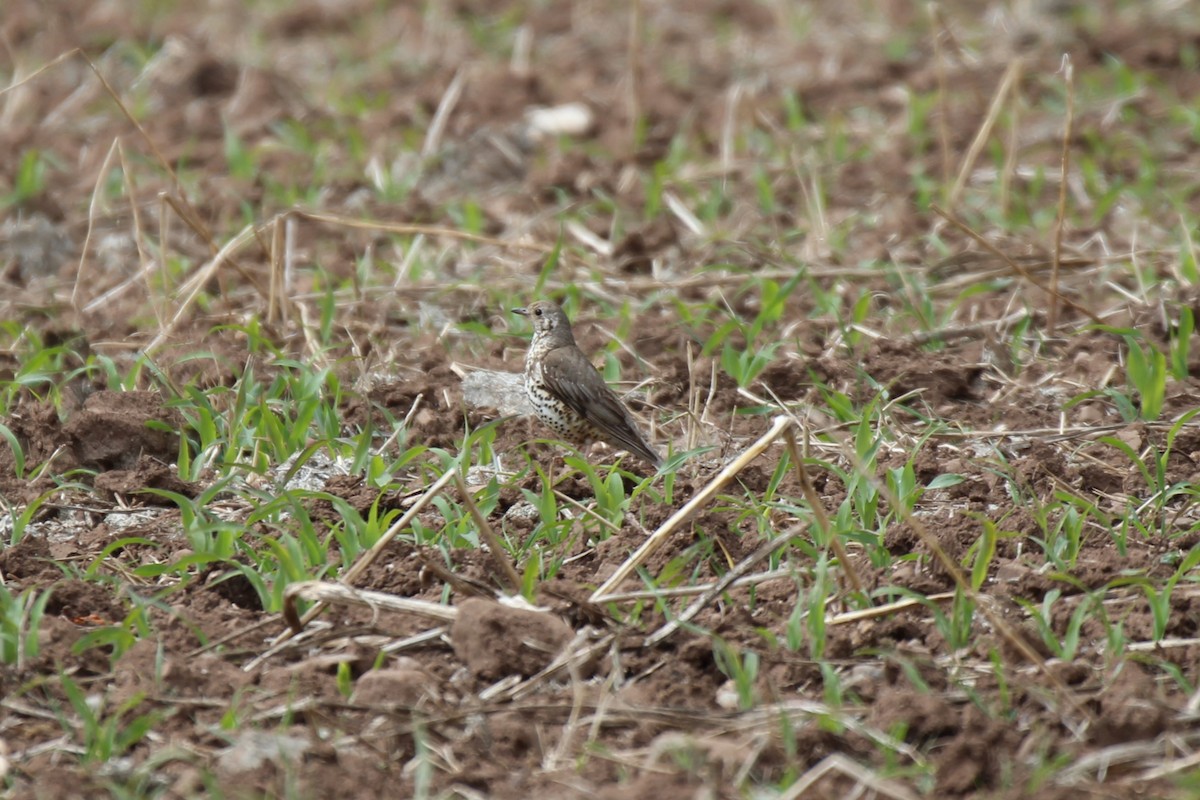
left=451, top=598, right=574, bottom=680
left=64, top=390, right=182, bottom=471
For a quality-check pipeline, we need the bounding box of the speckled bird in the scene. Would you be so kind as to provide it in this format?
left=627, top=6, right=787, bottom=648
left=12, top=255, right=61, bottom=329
left=513, top=301, right=661, bottom=468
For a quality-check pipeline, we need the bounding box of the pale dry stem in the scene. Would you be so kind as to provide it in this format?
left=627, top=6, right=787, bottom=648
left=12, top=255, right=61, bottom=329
left=590, top=415, right=794, bottom=600
left=1049, top=55, right=1076, bottom=332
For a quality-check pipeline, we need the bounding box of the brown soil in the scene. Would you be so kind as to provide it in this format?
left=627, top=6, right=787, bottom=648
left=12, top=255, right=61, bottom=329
left=3, top=0, right=1200, bottom=798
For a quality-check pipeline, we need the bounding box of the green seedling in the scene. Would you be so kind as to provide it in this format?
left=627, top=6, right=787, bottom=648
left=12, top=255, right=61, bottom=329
left=1123, top=334, right=1167, bottom=421
left=697, top=273, right=801, bottom=387
left=712, top=637, right=760, bottom=710
left=336, top=661, right=354, bottom=698
left=0, top=583, right=53, bottom=667
left=2, top=487, right=56, bottom=547
left=0, top=421, right=26, bottom=479
left=57, top=673, right=163, bottom=765
left=1113, top=545, right=1200, bottom=641
left=329, top=493, right=402, bottom=565
left=1016, top=587, right=1099, bottom=660
left=1038, top=495, right=1086, bottom=570
left=1169, top=306, right=1194, bottom=380
left=223, top=122, right=256, bottom=182
left=962, top=516, right=999, bottom=591
left=1098, top=409, right=1200, bottom=539
left=3, top=148, right=50, bottom=208
left=928, top=589, right=976, bottom=652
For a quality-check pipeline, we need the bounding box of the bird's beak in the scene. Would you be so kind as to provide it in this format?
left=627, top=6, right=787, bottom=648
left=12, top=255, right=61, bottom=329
left=512, top=307, right=529, bottom=316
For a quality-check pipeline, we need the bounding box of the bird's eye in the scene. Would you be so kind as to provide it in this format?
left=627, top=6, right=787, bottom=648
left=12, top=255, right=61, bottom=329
left=534, top=308, right=543, bottom=316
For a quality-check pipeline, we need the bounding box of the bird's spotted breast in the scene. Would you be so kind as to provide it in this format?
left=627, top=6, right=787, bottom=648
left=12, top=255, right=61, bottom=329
left=526, top=378, right=591, bottom=441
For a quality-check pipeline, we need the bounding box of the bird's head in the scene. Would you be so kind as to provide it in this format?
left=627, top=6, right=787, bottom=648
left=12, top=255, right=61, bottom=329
left=513, top=301, right=575, bottom=343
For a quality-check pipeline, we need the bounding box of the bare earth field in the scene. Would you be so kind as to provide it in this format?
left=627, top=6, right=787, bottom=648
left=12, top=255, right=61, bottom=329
left=3, top=1, right=1200, bottom=797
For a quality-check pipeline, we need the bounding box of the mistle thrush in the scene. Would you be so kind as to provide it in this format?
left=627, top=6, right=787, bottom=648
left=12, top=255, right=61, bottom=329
left=513, top=301, right=661, bottom=468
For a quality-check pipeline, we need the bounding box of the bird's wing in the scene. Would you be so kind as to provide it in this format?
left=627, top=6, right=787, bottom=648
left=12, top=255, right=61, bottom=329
left=541, top=346, right=661, bottom=466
